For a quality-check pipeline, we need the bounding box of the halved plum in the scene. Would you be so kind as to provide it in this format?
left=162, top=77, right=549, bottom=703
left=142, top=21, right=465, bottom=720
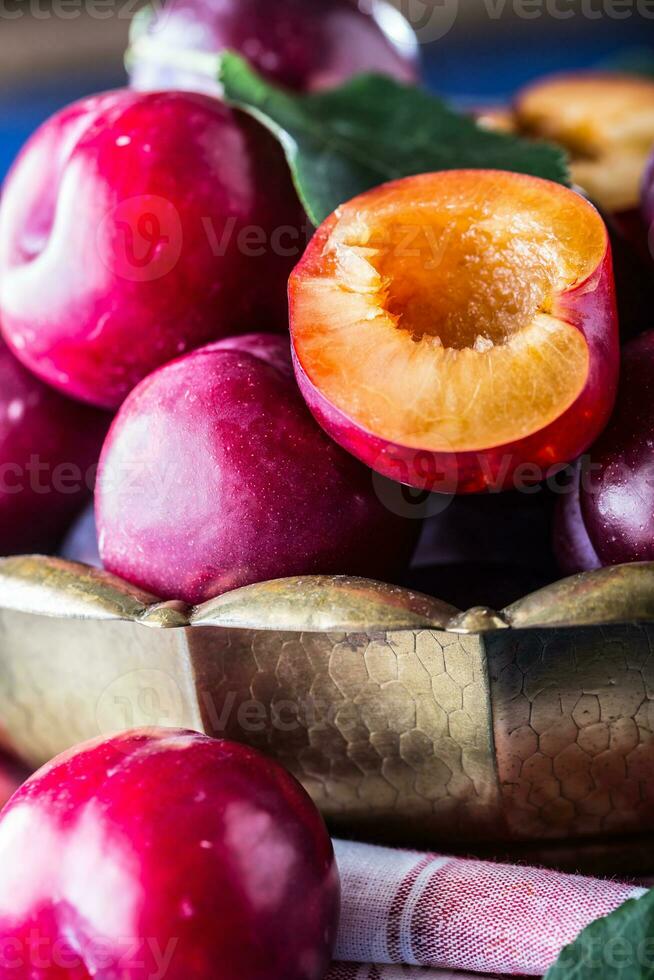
left=516, top=72, right=654, bottom=331
left=516, top=72, right=654, bottom=215
left=289, top=170, right=619, bottom=493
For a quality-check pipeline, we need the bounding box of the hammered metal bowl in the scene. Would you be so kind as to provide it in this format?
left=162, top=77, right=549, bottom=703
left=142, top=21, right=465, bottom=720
left=1, top=555, right=654, bottom=852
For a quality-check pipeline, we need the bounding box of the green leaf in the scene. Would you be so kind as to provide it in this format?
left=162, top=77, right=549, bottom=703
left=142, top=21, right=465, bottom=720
left=545, top=889, right=654, bottom=979
left=219, top=52, right=571, bottom=226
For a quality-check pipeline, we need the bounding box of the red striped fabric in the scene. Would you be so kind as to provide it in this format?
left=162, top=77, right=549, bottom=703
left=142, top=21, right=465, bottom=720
left=331, top=840, right=646, bottom=976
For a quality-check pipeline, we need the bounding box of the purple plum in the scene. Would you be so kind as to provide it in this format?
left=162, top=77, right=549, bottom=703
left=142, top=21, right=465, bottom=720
left=0, top=340, right=109, bottom=556
left=129, top=0, right=418, bottom=95
left=555, top=332, right=654, bottom=570
left=96, top=333, right=416, bottom=603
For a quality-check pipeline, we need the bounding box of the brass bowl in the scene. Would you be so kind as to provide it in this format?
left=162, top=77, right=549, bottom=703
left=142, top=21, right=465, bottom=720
left=1, top=555, right=654, bottom=851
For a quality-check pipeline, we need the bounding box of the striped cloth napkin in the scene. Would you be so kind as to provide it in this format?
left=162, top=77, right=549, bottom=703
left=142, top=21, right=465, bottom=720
left=327, top=839, right=646, bottom=978
left=328, top=967, right=496, bottom=979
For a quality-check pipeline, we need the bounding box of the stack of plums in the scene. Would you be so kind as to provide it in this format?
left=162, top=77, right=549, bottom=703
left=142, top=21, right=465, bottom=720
left=0, top=0, right=653, bottom=612
left=1, top=5, right=654, bottom=979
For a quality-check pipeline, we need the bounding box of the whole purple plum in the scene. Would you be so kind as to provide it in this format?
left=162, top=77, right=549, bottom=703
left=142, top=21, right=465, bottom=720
left=96, top=333, right=416, bottom=603
left=555, top=332, right=654, bottom=570
left=552, top=460, right=601, bottom=576
left=0, top=340, right=109, bottom=556
left=129, top=0, right=418, bottom=95
left=643, top=148, right=654, bottom=252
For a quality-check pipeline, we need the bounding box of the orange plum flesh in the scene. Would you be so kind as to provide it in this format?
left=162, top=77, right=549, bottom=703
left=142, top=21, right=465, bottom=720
left=290, top=170, right=619, bottom=493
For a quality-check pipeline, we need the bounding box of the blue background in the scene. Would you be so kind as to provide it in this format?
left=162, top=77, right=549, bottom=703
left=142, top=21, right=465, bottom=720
left=0, top=20, right=652, bottom=180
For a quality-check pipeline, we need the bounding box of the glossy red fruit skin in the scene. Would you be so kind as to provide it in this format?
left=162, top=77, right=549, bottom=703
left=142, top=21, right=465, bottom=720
left=0, top=729, right=339, bottom=980
left=552, top=460, right=602, bottom=576
left=0, top=340, right=110, bottom=555
left=579, top=331, right=654, bottom=565
left=0, top=90, right=306, bottom=409
left=129, top=0, right=418, bottom=95
left=96, top=333, right=416, bottom=603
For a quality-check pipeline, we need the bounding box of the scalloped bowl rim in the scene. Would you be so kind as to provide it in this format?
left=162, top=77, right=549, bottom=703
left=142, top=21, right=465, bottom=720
left=0, top=555, right=653, bottom=634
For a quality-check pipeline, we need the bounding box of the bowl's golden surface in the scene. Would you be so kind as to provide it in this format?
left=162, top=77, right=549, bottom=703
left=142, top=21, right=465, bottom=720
left=1, top=556, right=654, bottom=849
